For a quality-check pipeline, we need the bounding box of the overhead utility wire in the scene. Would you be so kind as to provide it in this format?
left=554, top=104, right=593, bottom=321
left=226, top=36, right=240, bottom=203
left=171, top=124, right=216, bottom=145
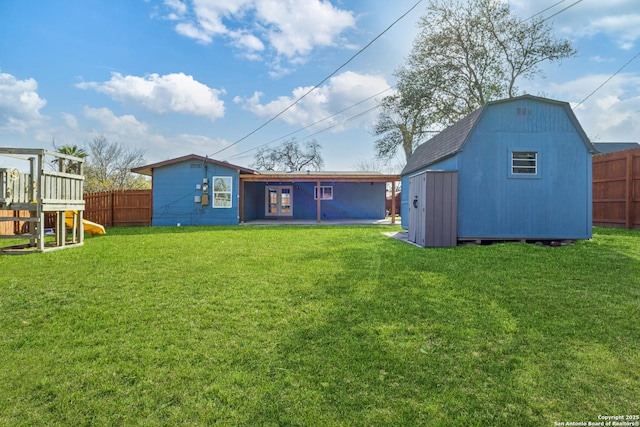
left=573, top=50, right=640, bottom=110
left=223, top=0, right=583, bottom=162
left=525, top=0, right=567, bottom=21
left=227, top=105, right=383, bottom=162
left=225, top=86, right=395, bottom=161
left=541, top=0, right=584, bottom=22
left=209, top=0, right=424, bottom=157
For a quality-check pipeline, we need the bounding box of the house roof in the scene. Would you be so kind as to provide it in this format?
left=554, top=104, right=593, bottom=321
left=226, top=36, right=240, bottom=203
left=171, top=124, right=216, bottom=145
left=593, top=142, right=640, bottom=155
left=132, top=154, right=400, bottom=182
left=401, top=95, right=597, bottom=176
left=241, top=170, right=399, bottom=183
left=131, top=154, right=256, bottom=176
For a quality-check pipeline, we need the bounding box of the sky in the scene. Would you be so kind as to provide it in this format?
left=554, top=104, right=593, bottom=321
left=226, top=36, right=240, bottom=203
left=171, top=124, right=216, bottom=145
left=1, top=0, right=639, bottom=172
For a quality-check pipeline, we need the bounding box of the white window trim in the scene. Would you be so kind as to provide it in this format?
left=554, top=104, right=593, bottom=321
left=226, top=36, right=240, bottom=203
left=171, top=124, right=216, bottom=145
left=314, top=185, right=333, bottom=200
left=212, top=176, right=233, bottom=208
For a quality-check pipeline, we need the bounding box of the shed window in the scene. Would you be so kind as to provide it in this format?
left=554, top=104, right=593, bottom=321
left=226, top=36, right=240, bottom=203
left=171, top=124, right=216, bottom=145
left=212, top=176, right=232, bottom=208
left=512, top=152, right=537, bottom=175
left=314, top=186, right=333, bottom=200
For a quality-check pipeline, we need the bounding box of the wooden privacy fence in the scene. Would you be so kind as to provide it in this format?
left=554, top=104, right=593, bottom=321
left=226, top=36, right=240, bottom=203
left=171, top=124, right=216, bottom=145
left=593, top=148, right=640, bottom=229
left=0, top=190, right=152, bottom=234
left=84, top=190, right=152, bottom=227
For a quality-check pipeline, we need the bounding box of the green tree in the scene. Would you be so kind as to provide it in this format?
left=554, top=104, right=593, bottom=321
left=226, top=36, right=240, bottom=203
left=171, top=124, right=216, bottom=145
left=52, top=142, right=87, bottom=174
left=252, top=138, right=324, bottom=172
left=374, top=0, right=575, bottom=162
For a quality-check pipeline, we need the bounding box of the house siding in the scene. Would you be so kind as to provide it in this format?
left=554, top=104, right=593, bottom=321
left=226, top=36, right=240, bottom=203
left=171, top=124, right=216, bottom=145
left=152, top=161, right=241, bottom=226
left=244, top=181, right=386, bottom=221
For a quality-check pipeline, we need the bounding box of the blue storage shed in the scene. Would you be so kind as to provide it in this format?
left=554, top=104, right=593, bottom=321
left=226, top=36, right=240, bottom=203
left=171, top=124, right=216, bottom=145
left=401, top=95, right=597, bottom=244
left=133, top=155, right=400, bottom=226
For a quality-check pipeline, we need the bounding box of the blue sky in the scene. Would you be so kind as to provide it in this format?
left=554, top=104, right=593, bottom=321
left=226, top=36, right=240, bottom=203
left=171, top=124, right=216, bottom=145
left=1, top=0, right=639, bottom=172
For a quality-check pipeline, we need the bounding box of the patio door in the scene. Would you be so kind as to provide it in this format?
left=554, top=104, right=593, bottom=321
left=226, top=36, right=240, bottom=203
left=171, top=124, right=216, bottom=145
left=265, top=186, right=293, bottom=217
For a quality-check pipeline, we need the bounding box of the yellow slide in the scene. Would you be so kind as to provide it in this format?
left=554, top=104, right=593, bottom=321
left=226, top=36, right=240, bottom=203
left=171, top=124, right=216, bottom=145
left=64, top=211, right=106, bottom=235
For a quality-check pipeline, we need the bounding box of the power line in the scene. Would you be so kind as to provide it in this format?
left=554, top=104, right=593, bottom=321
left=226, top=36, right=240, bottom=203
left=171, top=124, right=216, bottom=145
left=220, top=0, right=586, bottom=164
left=574, top=50, right=640, bottom=110
left=209, top=0, right=424, bottom=158
left=227, top=105, right=384, bottom=163
left=542, top=0, right=584, bottom=22
left=525, top=0, right=568, bottom=21
left=225, top=86, right=395, bottom=161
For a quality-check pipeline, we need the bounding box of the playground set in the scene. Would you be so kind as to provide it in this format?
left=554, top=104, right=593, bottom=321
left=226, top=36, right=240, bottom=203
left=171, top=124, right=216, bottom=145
left=0, top=147, right=105, bottom=254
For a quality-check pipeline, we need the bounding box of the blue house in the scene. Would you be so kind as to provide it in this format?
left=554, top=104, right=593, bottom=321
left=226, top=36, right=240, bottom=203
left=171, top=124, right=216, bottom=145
left=132, top=155, right=399, bottom=226
left=401, top=95, right=597, bottom=245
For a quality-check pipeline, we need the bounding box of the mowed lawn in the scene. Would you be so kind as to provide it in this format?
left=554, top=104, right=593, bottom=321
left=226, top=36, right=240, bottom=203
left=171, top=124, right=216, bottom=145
left=0, top=226, right=638, bottom=426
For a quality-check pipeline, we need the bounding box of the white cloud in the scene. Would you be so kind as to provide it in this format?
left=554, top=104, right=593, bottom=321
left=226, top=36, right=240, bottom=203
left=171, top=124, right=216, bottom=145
left=175, top=22, right=213, bottom=43
left=548, top=73, right=640, bottom=142
left=69, top=107, right=230, bottom=165
left=255, top=0, right=355, bottom=58
left=77, top=72, right=225, bottom=121
left=62, top=113, right=78, bottom=129
left=516, top=0, right=640, bottom=50
left=229, top=29, right=265, bottom=53
left=590, top=55, right=616, bottom=64
left=164, top=0, right=187, bottom=16
left=0, top=72, right=47, bottom=133
left=238, top=71, right=391, bottom=129
left=587, top=14, right=640, bottom=49
left=159, top=0, right=355, bottom=64
left=166, top=133, right=230, bottom=158
left=83, top=106, right=149, bottom=137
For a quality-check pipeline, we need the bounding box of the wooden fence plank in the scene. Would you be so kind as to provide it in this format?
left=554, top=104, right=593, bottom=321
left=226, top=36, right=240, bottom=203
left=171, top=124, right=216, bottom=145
left=84, top=190, right=152, bottom=227
left=2, top=190, right=152, bottom=236
left=593, top=147, right=640, bottom=229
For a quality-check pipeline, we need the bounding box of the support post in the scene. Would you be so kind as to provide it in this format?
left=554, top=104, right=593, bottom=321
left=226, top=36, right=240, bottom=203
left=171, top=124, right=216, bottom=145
left=28, top=157, right=36, bottom=246
left=391, top=180, right=396, bottom=224
left=78, top=210, right=84, bottom=245
left=316, top=180, right=321, bottom=223
left=35, top=153, right=44, bottom=251
left=56, top=211, right=66, bottom=247
left=239, top=178, right=245, bottom=223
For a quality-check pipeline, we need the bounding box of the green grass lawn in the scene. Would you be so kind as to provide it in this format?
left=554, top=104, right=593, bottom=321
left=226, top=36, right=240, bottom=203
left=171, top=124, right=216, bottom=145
left=1, top=226, right=638, bottom=426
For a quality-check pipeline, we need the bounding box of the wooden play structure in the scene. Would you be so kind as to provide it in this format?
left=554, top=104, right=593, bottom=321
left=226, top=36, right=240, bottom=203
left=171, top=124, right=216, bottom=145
left=0, top=147, right=90, bottom=253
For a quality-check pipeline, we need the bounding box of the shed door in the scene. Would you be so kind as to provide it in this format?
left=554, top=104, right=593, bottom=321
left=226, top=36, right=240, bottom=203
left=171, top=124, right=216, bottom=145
left=408, top=173, right=427, bottom=247
left=425, top=171, right=458, bottom=247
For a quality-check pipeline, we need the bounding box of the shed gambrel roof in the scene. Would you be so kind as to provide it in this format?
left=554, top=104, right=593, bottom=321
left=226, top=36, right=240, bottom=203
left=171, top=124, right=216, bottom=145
left=402, top=108, right=483, bottom=176
left=401, top=95, right=596, bottom=176
left=132, top=154, right=256, bottom=176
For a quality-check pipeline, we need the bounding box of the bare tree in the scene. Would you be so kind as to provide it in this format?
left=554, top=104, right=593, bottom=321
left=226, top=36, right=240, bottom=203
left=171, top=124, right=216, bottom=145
left=374, top=0, right=576, bottom=162
left=84, top=135, right=149, bottom=193
left=353, top=157, right=404, bottom=175
left=252, top=138, right=324, bottom=172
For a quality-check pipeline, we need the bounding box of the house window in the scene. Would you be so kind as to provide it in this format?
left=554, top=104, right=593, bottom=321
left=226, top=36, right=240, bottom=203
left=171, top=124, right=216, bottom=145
left=314, top=186, right=333, bottom=200
left=212, top=176, right=232, bottom=208
left=512, top=151, right=537, bottom=175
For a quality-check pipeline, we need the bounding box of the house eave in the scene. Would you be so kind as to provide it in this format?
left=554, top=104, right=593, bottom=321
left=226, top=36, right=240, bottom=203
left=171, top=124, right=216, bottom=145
left=240, top=173, right=400, bottom=183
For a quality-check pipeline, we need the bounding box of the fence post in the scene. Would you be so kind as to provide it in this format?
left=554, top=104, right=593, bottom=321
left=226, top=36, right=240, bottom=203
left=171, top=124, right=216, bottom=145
left=111, top=191, right=115, bottom=227
left=628, top=152, right=634, bottom=229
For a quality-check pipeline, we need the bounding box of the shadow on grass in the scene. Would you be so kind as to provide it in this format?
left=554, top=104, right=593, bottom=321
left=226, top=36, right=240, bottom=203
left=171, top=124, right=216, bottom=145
left=258, top=236, right=640, bottom=425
